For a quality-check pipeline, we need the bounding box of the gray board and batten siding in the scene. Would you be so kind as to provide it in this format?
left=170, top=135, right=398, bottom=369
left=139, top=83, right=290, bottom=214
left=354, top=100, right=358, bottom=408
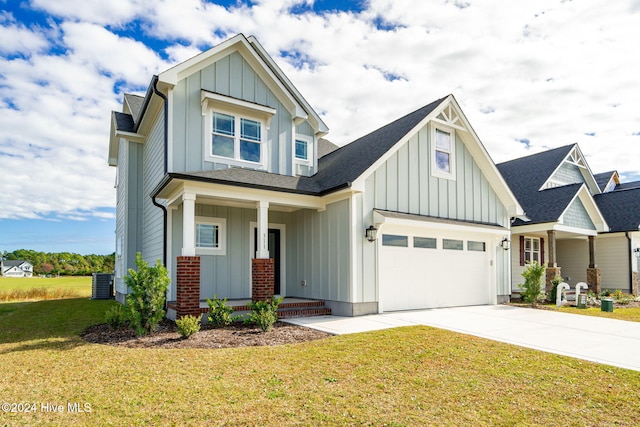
left=169, top=199, right=351, bottom=303
left=171, top=51, right=314, bottom=176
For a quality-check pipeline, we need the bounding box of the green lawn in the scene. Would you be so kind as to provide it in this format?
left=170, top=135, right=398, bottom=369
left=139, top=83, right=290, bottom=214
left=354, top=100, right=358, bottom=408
left=0, top=276, right=92, bottom=300
left=553, top=305, right=640, bottom=322
left=1, top=299, right=640, bottom=426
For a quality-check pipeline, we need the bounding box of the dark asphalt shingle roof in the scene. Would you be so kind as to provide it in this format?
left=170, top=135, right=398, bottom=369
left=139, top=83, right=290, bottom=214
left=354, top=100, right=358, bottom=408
left=615, top=181, right=640, bottom=191
left=594, top=188, right=640, bottom=232
left=511, top=183, right=583, bottom=226
left=317, top=138, right=339, bottom=158
left=169, top=168, right=322, bottom=195
left=594, top=171, right=617, bottom=192
left=112, top=111, right=135, bottom=133
left=312, top=97, right=447, bottom=193
left=124, top=93, right=144, bottom=125
left=163, top=96, right=447, bottom=196
left=497, top=144, right=576, bottom=224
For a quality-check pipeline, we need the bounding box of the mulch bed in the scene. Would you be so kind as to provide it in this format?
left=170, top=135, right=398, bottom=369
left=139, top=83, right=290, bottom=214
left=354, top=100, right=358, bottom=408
left=81, top=319, right=332, bottom=349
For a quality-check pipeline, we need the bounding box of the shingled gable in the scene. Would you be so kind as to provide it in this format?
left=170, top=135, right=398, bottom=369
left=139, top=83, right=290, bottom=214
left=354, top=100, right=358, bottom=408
left=497, top=143, right=608, bottom=231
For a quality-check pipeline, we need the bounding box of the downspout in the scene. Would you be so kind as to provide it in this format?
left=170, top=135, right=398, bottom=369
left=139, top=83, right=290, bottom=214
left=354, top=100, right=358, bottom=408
left=151, top=75, right=168, bottom=267
left=626, top=232, right=633, bottom=293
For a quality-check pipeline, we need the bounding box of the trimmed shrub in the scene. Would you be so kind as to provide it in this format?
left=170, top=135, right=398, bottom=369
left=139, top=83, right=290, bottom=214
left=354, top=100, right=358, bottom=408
left=206, top=295, right=234, bottom=327
left=105, top=304, right=129, bottom=330
left=246, top=296, right=283, bottom=332
left=125, top=253, right=170, bottom=336
left=176, top=314, right=202, bottom=339
left=519, top=261, right=546, bottom=307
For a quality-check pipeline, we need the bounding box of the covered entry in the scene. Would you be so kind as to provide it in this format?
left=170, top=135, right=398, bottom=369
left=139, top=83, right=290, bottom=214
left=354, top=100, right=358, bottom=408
left=375, top=211, right=506, bottom=312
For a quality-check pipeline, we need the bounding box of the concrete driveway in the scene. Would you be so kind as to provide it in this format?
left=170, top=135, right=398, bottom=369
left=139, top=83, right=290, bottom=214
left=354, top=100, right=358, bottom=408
left=284, top=305, right=640, bottom=372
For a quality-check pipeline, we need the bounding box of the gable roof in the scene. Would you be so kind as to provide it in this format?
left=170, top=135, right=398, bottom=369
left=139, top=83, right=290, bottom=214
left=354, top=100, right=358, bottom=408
left=313, top=97, right=447, bottom=192
left=594, top=171, right=618, bottom=192
left=595, top=188, right=640, bottom=232
left=497, top=145, right=575, bottom=200
left=123, top=93, right=144, bottom=126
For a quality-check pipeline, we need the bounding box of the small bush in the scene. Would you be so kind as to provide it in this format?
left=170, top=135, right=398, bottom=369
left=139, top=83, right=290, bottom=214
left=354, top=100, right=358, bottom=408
left=176, top=314, right=202, bottom=339
left=125, top=253, right=170, bottom=336
left=105, top=304, right=129, bottom=330
left=547, top=276, right=564, bottom=303
left=519, top=261, right=546, bottom=307
left=207, top=295, right=234, bottom=327
left=246, top=296, right=283, bottom=332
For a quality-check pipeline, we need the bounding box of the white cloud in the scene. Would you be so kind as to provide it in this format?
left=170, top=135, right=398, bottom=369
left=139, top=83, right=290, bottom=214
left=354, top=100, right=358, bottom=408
left=1, top=0, right=639, bottom=223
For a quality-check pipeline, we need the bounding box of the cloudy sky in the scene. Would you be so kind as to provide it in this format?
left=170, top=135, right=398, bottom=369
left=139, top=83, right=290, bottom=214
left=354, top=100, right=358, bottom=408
left=1, top=0, right=639, bottom=255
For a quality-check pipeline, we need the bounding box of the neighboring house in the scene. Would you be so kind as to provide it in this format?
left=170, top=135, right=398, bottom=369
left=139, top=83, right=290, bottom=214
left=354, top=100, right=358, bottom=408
left=0, top=260, right=34, bottom=278
left=108, top=33, right=523, bottom=318
left=497, top=144, right=639, bottom=296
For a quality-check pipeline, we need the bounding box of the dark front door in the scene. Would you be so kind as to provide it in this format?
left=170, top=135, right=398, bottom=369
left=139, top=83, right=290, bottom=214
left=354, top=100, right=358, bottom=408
left=254, top=228, right=281, bottom=294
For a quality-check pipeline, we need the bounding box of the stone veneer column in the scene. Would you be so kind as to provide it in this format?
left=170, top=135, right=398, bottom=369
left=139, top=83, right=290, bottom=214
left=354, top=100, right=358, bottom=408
left=586, top=267, right=602, bottom=295
left=545, top=267, right=562, bottom=293
left=176, top=256, right=201, bottom=318
left=632, top=272, right=638, bottom=296
left=252, top=258, right=274, bottom=302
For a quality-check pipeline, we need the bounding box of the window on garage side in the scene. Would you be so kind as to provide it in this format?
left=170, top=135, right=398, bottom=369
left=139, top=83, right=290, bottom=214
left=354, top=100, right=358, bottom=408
left=382, top=234, right=408, bottom=247
left=468, top=241, right=486, bottom=252
left=414, top=237, right=437, bottom=249
left=443, top=239, right=463, bottom=250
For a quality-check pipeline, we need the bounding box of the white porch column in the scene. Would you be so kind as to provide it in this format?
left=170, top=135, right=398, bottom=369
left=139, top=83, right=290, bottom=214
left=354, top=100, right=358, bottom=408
left=256, top=201, right=270, bottom=259
left=182, top=193, right=196, bottom=256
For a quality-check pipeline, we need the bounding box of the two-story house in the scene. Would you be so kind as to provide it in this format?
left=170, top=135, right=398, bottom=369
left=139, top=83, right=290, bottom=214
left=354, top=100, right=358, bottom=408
left=109, top=33, right=523, bottom=318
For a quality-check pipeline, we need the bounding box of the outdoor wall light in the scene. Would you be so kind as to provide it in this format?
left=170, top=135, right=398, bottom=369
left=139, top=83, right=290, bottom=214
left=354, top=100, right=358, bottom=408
left=634, top=247, right=640, bottom=258
left=501, top=237, right=511, bottom=251
left=365, top=225, right=378, bottom=242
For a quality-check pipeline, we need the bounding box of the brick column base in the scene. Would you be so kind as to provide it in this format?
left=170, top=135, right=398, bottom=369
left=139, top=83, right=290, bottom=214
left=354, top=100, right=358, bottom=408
left=632, top=272, right=638, bottom=296
left=252, top=258, right=274, bottom=302
left=545, top=267, right=562, bottom=293
left=176, top=256, right=201, bottom=318
left=586, top=267, right=601, bottom=295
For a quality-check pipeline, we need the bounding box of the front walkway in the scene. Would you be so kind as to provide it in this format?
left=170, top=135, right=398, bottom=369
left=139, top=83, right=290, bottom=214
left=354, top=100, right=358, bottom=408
left=284, top=305, right=640, bottom=372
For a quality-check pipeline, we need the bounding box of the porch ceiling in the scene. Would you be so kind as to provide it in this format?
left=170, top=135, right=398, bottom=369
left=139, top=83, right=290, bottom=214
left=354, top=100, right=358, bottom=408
left=513, top=221, right=597, bottom=239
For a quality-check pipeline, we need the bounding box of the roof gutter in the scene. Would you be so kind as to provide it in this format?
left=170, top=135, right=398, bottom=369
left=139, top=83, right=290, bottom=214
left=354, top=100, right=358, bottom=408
left=150, top=75, right=169, bottom=267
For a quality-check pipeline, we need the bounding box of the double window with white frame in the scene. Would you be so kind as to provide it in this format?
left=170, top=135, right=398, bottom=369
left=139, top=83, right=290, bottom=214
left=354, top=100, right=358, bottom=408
left=195, top=217, right=226, bottom=256
left=209, top=111, right=264, bottom=165
left=431, top=123, right=456, bottom=180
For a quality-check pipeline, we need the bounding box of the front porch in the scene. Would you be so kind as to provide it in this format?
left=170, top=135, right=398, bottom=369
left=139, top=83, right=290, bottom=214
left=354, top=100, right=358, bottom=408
left=166, top=298, right=332, bottom=321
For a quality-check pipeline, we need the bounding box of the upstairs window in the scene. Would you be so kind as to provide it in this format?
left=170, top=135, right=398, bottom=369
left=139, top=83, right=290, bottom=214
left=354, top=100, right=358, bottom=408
left=431, top=123, right=456, bottom=180
left=435, top=129, right=452, bottom=173
left=295, top=139, right=308, bottom=161
left=211, top=112, right=263, bottom=163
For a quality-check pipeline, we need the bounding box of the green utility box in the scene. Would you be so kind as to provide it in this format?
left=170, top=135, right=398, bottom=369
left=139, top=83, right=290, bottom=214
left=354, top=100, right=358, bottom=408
left=577, top=294, right=587, bottom=309
left=601, top=298, right=614, bottom=312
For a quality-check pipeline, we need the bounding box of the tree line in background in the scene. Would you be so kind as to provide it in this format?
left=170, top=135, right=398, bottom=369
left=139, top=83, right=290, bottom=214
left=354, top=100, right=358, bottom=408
left=1, top=249, right=115, bottom=276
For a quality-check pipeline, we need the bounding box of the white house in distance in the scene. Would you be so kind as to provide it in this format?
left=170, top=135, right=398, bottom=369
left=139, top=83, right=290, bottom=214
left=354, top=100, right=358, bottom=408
left=108, top=33, right=524, bottom=318
left=0, top=260, right=34, bottom=278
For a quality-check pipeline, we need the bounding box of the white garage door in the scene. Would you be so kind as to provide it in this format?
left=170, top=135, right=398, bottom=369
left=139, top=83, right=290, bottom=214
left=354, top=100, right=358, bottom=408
left=379, top=228, right=493, bottom=311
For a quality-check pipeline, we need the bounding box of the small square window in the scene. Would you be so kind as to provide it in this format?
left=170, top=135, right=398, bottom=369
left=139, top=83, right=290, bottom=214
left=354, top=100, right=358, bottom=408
left=195, top=217, right=227, bottom=255
left=196, top=224, right=219, bottom=248
left=414, top=237, right=437, bottom=249
left=382, top=234, right=408, bottom=247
